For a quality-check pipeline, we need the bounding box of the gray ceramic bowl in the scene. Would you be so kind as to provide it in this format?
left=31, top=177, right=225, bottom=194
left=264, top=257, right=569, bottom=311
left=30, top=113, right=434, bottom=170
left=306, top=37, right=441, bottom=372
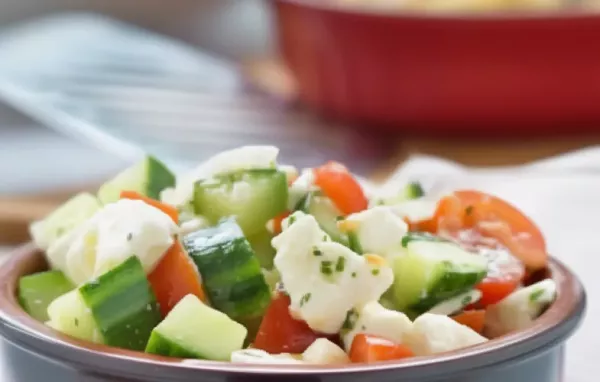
left=0, top=244, right=586, bottom=382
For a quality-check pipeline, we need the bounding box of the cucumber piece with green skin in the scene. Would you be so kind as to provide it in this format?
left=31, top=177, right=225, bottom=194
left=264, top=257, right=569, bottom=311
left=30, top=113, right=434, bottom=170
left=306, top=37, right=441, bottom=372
left=193, top=169, right=287, bottom=236
left=19, top=270, right=74, bottom=322
left=247, top=229, right=276, bottom=269
left=78, top=256, right=161, bottom=351
left=145, top=294, right=247, bottom=360
left=297, top=192, right=348, bottom=245
left=373, top=181, right=425, bottom=206
left=97, top=156, right=175, bottom=204
left=29, top=193, right=100, bottom=250
left=46, top=290, right=103, bottom=344
left=183, top=218, right=271, bottom=322
left=390, top=235, right=487, bottom=317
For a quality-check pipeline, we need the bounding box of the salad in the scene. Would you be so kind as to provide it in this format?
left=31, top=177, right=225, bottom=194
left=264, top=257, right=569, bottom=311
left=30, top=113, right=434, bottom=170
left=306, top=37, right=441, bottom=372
left=19, top=146, right=557, bottom=365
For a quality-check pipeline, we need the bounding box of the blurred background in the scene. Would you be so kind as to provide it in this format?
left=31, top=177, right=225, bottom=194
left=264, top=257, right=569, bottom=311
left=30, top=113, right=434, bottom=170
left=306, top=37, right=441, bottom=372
left=2, top=0, right=600, bottom=243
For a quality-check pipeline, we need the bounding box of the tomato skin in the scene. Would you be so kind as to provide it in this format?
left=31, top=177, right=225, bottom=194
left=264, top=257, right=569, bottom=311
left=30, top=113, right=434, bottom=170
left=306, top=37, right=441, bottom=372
left=253, top=293, right=323, bottom=354
left=148, top=241, right=207, bottom=317
left=476, top=278, right=520, bottom=307
left=120, top=190, right=179, bottom=223
left=429, top=190, right=548, bottom=270
left=271, top=211, right=291, bottom=234
left=349, top=334, right=414, bottom=363
left=451, top=310, right=486, bottom=334
left=313, top=161, right=368, bottom=215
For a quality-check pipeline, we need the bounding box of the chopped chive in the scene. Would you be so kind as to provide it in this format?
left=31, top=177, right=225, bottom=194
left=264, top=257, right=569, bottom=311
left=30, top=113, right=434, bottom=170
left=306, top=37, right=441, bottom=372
left=320, top=261, right=333, bottom=275
left=342, top=309, right=359, bottom=330
left=322, top=235, right=329, bottom=241
left=312, top=247, right=323, bottom=257
left=336, top=216, right=345, bottom=222
left=288, top=215, right=297, bottom=225
left=74, top=318, right=79, bottom=327
left=127, top=232, right=133, bottom=241
left=461, top=295, right=472, bottom=305
left=335, top=256, right=346, bottom=272
left=300, top=293, right=312, bottom=307
left=371, top=268, right=380, bottom=276
left=351, top=272, right=357, bottom=278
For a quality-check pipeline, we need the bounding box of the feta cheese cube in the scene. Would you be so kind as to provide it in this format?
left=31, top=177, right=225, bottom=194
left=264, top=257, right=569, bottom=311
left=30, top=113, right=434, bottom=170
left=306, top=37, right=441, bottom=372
left=273, top=213, right=393, bottom=334
left=302, top=338, right=350, bottom=364
left=485, top=279, right=557, bottom=338
left=342, top=301, right=413, bottom=351
left=404, top=313, right=488, bottom=356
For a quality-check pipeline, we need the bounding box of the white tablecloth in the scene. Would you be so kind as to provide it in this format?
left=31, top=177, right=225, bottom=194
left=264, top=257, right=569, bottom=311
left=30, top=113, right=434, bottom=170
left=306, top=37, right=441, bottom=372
left=384, top=149, right=600, bottom=382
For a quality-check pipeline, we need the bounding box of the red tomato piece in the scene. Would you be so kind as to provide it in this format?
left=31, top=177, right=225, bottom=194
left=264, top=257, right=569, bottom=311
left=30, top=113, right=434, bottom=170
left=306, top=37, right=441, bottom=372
left=349, top=334, right=414, bottom=363
left=313, top=161, right=368, bottom=215
left=148, top=241, right=207, bottom=317
left=271, top=211, right=291, bottom=234
left=120, top=190, right=179, bottom=223
left=451, top=310, right=486, bottom=334
left=253, top=293, right=323, bottom=354
left=429, top=190, right=548, bottom=270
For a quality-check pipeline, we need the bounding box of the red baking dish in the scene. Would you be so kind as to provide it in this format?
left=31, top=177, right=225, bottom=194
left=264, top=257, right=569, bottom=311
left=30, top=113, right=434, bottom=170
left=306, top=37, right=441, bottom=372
left=273, top=0, right=600, bottom=134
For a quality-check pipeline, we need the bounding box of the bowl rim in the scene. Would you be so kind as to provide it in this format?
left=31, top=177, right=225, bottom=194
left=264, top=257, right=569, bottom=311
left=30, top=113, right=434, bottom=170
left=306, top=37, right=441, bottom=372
left=274, top=0, right=600, bottom=21
left=0, top=243, right=586, bottom=378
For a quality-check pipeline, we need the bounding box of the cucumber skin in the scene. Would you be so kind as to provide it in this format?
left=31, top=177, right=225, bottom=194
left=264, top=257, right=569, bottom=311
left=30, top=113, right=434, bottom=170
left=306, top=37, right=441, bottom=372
left=391, top=252, right=486, bottom=317
left=146, top=156, right=176, bottom=200
left=98, top=156, right=175, bottom=204
left=183, top=219, right=271, bottom=322
left=193, top=169, right=287, bottom=237
left=78, top=256, right=161, bottom=351
left=145, top=331, right=198, bottom=358
left=19, top=271, right=74, bottom=322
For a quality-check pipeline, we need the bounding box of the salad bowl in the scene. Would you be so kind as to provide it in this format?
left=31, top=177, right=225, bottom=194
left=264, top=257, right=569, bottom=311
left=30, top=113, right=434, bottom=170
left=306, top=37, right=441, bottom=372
left=0, top=244, right=585, bottom=382
left=0, top=146, right=588, bottom=381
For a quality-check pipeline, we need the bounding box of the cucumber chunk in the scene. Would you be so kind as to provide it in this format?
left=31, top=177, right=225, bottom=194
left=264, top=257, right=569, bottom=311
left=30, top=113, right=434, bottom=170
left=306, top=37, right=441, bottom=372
left=97, top=156, right=175, bottom=205
left=247, top=229, right=276, bottom=269
left=183, top=218, right=271, bottom=322
left=193, top=169, right=287, bottom=236
left=390, top=236, right=487, bottom=316
left=372, top=181, right=425, bottom=206
left=145, top=294, right=247, bottom=360
left=29, top=193, right=100, bottom=250
left=298, top=192, right=347, bottom=245
left=46, top=290, right=103, bottom=344
left=19, top=270, right=74, bottom=322
left=78, top=256, right=161, bottom=351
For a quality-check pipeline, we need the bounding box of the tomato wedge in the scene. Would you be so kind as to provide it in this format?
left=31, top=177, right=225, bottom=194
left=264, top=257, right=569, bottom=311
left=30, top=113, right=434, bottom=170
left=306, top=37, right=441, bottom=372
left=120, top=190, right=179, bottom=223
left=148, top=241, right=208, bottom=317
left=429, top=190, right=548, bottom=270
left=313, top=161, right=368, bottom=215
left=451, top=310, right=486, bottom=334
left=349, top=334, right=414, bottom=363
left=253, top=293, right=324, bottom=354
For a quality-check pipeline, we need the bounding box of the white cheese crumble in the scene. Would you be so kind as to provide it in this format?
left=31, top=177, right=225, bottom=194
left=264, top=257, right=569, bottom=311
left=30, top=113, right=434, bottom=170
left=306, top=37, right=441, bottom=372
left=342, top=301, right=413, bottom=351
left=484, top=279, right=557, bottom=338
left=273, top=213, right=393, bottom=334
left=302, top=338, right=350, bottom=364
left=343, top=206, right=408, bottom=258
left=160, top=145, right=279, bottom=207
left=404, top=313, right=488, bottom=356
left=48, top=199, right=178, bottom=285
left=287, top=169, right=317, bottom=210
